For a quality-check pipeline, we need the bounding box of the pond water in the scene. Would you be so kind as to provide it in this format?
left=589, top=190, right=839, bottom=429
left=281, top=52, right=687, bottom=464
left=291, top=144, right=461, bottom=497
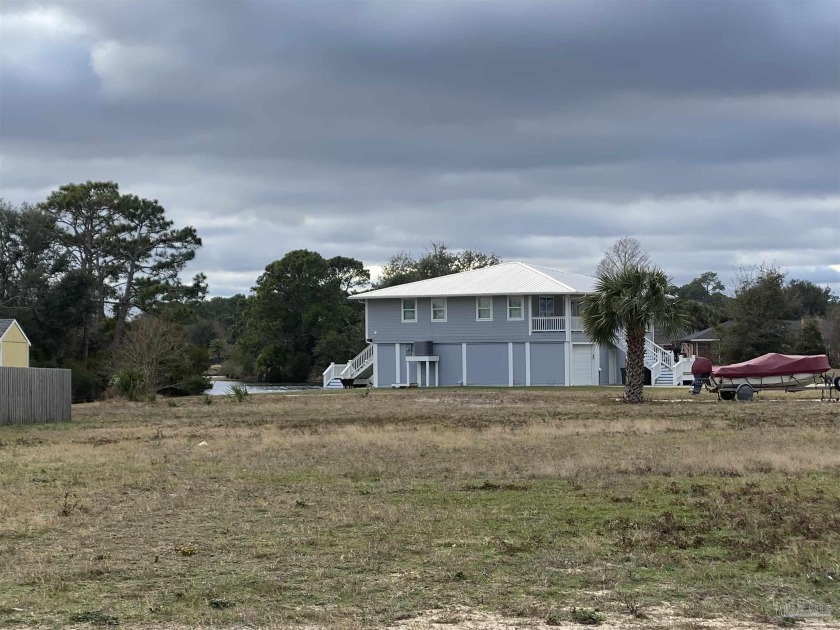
left=204, top=379, right=321, bottom=396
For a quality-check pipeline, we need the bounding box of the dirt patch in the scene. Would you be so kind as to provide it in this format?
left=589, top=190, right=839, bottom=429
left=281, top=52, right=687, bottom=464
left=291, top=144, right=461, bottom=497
left=388, top=605, right=839, bottom=629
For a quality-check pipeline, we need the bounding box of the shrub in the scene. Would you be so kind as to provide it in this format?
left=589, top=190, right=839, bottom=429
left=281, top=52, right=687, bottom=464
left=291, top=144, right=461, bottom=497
left=227, top=383, right=250, bottom=402
left=160, top=374, right=211, bottom=397
left=69, top=610, right=118, bottom=626
left=67, top=361, right=107, bottom=403
left=109, top=368, right=145, bottom=401
left=570, top=608, right=603, bottom=625
left=219, top=360, right=245, bottom=380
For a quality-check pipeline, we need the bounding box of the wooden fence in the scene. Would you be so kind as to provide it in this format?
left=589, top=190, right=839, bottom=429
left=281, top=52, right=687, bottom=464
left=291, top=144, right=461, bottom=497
left=0, top=367, right=72, bottom=425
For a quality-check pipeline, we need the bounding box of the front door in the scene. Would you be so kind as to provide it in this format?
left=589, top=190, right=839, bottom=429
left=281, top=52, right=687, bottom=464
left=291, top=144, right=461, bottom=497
left=571, top=344, right=596, bottom=386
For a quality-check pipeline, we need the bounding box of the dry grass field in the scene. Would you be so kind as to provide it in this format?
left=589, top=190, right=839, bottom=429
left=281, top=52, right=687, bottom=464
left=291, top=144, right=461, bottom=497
left=1, top=387, right=838, bottom=629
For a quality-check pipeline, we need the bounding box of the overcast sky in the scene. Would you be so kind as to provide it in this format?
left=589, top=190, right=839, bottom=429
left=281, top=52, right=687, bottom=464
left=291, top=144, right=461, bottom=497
left=1, top=0, right=839, bottom=296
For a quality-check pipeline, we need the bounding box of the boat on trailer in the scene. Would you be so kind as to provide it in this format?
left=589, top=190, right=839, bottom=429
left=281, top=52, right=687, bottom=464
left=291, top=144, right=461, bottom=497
left=708, top=353, right=834, bottom=400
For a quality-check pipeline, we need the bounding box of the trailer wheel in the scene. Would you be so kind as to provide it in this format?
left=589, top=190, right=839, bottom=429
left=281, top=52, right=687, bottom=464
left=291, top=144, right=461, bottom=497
left=835, top=376, right=840, bottom=392
left=736, top=383, right=754, bottom=401
left=720, top=390, right=736, bottom=401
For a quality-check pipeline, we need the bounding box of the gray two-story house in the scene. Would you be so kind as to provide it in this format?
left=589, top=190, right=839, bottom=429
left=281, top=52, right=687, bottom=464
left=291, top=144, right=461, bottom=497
left=324, top=262, right=636, bottom=388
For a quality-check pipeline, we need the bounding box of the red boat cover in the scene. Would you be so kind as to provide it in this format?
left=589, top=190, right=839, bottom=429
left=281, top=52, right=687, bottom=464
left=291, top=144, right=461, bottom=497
left=712, top=353, right=830, bottom=379
left=691, top=356, right=713, bottom=377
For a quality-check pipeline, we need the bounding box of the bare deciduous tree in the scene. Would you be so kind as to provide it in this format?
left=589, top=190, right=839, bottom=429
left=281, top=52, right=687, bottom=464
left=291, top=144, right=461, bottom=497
left=109, top=316, right=193, bottom=394
left=595, top=237, right=652, bottom=277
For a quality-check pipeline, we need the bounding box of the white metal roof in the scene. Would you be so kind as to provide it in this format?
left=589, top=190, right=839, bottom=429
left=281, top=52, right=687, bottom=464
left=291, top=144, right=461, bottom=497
left=350, top=262, right=597, bottom=300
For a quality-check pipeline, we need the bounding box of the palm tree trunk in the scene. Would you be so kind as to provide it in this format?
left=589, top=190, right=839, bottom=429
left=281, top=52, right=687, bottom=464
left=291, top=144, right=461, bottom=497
left=625, top=330, right=646, bottom=403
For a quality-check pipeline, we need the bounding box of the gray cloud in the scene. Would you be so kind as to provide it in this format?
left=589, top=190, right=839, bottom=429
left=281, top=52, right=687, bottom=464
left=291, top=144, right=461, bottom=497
left=1, top=0, right=838, bottom=297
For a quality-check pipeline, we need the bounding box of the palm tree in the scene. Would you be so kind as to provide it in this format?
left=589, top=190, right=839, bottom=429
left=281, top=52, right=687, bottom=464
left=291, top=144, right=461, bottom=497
left=581, top=266, right=687, bottom=403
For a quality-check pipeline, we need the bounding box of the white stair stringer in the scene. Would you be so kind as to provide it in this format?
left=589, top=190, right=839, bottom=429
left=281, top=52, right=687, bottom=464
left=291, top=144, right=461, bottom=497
left=339, top=344, right=375, bottom=380
left=614, top=330, right=678, bottom=386
left=322, top=363, right=346, bottom=388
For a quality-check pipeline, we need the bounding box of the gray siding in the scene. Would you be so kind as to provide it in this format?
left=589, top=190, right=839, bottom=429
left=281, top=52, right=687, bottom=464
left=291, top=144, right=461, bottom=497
left=376, top=344, right=397, bottom=387
left=436, top=344, right=463, bottom=386
left=412, top=362, right=438, bottom=387
left=529, top=343, right=565, bottom=386
left=367, top=296, right=570, bottom=344
left=397, top=342, right=423, bottom=385
left=361, top=295, right=609, bottom=388
left=512, top=343, right=526, bottom=386
left=466, top=343, right=508, bottom=386
left=616, top=348, right=627, bottom=384
left=599, top=345, right=610, bottom=385
left=369, top=341, right=599, bottom=388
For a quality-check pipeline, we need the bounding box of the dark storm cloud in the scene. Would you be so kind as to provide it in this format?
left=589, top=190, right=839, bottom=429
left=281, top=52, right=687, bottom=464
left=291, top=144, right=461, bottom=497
left=1, top=0, right=838, bottom=296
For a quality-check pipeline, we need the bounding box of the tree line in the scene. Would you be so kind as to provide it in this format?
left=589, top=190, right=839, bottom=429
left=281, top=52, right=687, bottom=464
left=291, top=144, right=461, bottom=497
left=0, top=183, right=505, bottom=401
left=598, top=238, right=839, bottom=363
left=1, top=182, right=206, bottom=401
left=586, top=238, right=839, bottom=403
left=2, top=186, right=837, bottom=403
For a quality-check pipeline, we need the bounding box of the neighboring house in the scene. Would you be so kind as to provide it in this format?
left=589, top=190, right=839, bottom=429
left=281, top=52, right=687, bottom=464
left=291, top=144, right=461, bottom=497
left=680, top=319, right=826, bottom=364
left=680, top=324, right=729, bottom=364
left=323, top=262, right=690, bottom=388
left=0, top=319, right=31, bottom=368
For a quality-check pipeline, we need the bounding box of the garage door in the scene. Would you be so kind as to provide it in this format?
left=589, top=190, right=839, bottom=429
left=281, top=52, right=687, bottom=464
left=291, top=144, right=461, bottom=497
left=571, top=344, right=596, bottom=386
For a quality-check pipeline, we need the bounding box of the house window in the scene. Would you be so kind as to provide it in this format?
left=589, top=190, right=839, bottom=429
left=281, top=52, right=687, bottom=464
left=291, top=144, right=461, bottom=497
left=476, top=297, right=492, bottom=321
left=431, top=298, right=447, bottom=322
left=570, top=298, right=583, bottom=316
left=508, top=296, right=524, bottom=320
left=539, top=296, right=554, bottom=317
left=402, top=299, right=417, bottom=322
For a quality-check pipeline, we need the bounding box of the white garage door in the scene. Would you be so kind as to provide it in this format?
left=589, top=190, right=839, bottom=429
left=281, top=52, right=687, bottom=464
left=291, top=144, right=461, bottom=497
left=571, top=344, right=596, bottom=386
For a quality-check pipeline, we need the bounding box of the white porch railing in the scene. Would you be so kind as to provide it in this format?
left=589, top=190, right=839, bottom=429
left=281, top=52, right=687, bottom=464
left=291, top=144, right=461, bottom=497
left=674, top=356, right=696, bottom=385
left=531, top=316, right=565, bottom=332
left=530, top=315, right=583, bottom=332
left=323, top=363, right=347, bottom=388
left=339, top=343, right=375, bottom=380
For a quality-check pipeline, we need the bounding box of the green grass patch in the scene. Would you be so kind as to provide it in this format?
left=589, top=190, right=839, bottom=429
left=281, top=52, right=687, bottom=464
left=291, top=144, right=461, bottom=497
left=0, top=388, right=838, bottom=628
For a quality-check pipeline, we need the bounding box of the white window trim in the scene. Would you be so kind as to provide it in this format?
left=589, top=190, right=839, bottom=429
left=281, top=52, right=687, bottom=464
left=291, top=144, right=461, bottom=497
left=401, top=298, right=417, bottom=323
left=431, top=297, right=447, bottom=322
left=507, top=296, right=524, bottom=321
left=476, top=296, right=493, bottom=321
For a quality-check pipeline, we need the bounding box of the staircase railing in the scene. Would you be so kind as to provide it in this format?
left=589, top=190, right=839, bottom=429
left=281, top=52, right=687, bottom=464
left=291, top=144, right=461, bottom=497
left=649, top=360, right=662, bottom=384
left=672, top=356, right=695, bottom=386
left=615, top=330, right=675, bottom=384
left=339, top=344, right=374, bottom=379
left=645, top=338, right=674, bottom=370
left=323, top=363, right=347, bottom=388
